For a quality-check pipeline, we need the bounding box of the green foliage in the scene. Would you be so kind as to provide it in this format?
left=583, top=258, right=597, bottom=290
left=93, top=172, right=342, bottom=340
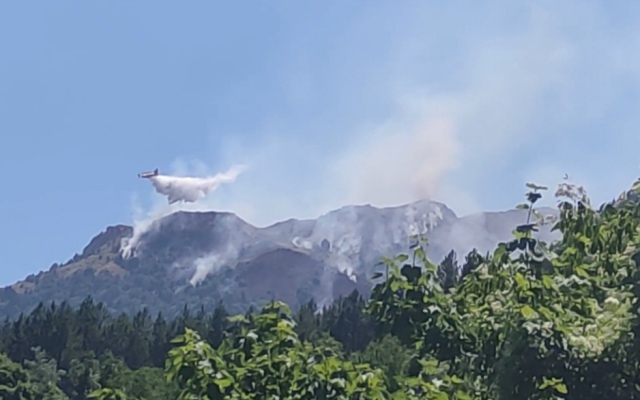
left=166, top=302, right=390, bottom=399
left=0, top=352, right=37, bottom=399
left=22, top=347, right=67, bottom=399
left=364, top=178, right=640, bottom=399
left=0, top=288, right=376, bottom=399
left=87, top=388, right=128, bottom=400
left=437, top=250, right=460, bottom=293
left=4, top=177, right=640, bottom=399
left=351, top=334, right=410, bottom=391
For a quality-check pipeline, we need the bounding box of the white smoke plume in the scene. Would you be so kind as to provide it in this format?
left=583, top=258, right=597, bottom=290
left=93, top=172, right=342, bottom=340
left=332, top=116, right=460, bottom=209
left=188, top=242, right=240, bottom=287
left=145, top=166, right=246, bottom=205
left=120, top=2, right=640, bottom=294
left=120, top=164, right=246, bottom=260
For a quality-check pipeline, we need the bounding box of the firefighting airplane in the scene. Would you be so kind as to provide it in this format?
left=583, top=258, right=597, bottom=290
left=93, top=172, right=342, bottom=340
left=136, top=168, right=210, bottom=205
left=136, top=165, right=244, bottom=205
left=137, top=168, right=183, bottom=204
left=137, top=168, right=159, bottom=178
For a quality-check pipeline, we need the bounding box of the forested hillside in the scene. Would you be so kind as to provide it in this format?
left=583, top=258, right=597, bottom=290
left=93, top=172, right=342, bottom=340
left=1, top=178, right=640, bottom=399
left=0, top=199, right=558, bottom=321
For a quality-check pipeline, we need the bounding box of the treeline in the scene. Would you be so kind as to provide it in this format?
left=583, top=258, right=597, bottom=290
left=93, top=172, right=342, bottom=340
left=0, top=290, right=378, bottom=369
left=0, top=248, right=481, bottom=399
left=3, top=179, right=640, bottom=399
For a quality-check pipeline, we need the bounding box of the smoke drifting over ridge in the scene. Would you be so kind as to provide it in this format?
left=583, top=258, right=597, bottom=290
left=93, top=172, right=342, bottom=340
left=187, top=242, right=240, bottom=287
left=119, top=2, right=640, bottom=234
left=120, top=164, right=246, bottom=260
left=145, top=166, right=245, bottom=205
left=333, top=115, right=460, bottom=209
left=119, top=2, right=640, bottom=291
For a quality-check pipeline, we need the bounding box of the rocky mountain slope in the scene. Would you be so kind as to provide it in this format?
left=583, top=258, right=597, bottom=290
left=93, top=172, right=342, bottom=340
left=0, top=200, right=559, bottom=319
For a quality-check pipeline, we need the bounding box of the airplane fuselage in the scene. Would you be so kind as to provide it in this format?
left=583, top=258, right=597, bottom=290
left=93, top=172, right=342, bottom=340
left=138, top=168, right=159, bottom=178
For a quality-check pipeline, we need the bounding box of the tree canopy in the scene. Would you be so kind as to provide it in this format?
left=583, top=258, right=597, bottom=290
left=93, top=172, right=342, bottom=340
left=1, top=178, right=640, bottom=399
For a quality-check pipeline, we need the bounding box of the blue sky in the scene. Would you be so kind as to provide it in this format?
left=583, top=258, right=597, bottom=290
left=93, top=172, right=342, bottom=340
left=1, top=1, right=640, bottom=286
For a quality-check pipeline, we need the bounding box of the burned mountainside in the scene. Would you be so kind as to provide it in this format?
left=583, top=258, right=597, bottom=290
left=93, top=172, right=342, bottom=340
left=0, top=200, right=559, bottom=319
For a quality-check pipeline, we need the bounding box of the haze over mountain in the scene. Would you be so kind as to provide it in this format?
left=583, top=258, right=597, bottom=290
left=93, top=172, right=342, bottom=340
left=3, top=2, right=640, bottom=293
left=0, top=199, right=559, bottom=319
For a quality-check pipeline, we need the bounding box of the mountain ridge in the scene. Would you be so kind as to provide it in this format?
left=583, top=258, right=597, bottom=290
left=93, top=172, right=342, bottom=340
left=1, top=198, right=559, bottom=319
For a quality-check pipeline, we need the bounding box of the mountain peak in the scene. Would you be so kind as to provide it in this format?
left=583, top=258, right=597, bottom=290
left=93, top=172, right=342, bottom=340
left=82, top=225, right=133, bottom=258
left=0, top=199, right=561, bottom=318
